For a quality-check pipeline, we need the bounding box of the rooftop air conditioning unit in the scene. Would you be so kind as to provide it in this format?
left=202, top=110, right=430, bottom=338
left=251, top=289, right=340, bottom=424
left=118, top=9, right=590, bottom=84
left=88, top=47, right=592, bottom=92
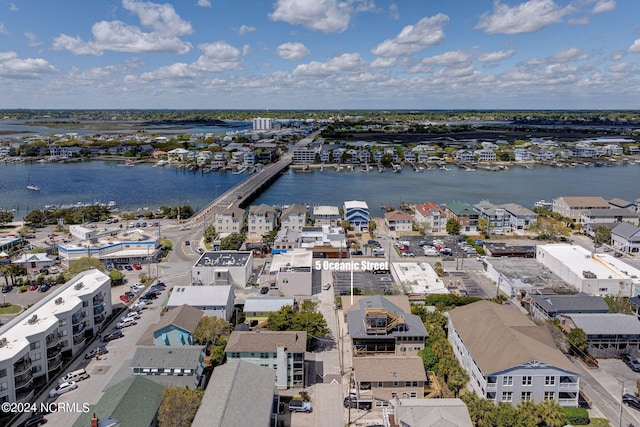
left=28, top=314, right=38, bottom=324
left=55, top=297, right=64, bottom=305
left=74, top=282, right=84, bottom=290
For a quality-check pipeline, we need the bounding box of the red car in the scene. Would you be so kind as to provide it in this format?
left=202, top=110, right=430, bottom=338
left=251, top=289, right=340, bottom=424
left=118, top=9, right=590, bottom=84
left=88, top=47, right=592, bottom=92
left=133, top=263, right=142, bottom=270
left=119, top=294, right=131, bottom=303
left=29, top=284, right=39, bottom=291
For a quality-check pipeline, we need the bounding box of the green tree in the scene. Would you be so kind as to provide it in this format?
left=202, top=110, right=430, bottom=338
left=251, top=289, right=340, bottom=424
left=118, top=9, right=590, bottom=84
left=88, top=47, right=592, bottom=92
left=23, top=210, right=46, bottom=227
left=193, top=316, right=232, bottom=348
left=157, top=386, right=204, bottom=427
left=536, top=399, right=567, bottom=427
left=0, top=211, right=14, bottom=226
left=266, top=302, right=330, bottom=350
left=203, top=224, right=217, bottom=244
left=108, top=269, right=124, bottom=286
left=566, top=327, right=588, bottom=353
left=515, top=399, right=540, bottom=427
left=64, top=257, right=105, bottom=281
left=477, top=218, right=491, bottom=237
left=529, top=217, right=571, bottom=240
left=220, top=233, right=244, bottom=250
left=446, top=218, right=460, bottom=235
left=603, top=295, right=635, bottom=314
left=594, top=226, right=611, bottom=246
left=447, top=364, right=469, bottom=397
left=495, top=401, right=518, bottom=427
left=417, top=347, right=439, bottom=373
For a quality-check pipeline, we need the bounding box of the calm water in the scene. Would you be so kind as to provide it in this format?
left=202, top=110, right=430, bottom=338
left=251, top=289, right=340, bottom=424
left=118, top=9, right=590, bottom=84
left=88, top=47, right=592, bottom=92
left=1, top=161, right=639, bottom=218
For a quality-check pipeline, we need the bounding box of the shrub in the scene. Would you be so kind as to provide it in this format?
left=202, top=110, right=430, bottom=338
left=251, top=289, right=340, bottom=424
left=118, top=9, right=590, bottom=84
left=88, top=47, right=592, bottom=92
left=19, top=286, right=27, bottom=293
left=562, top=407, right=589, bottom=425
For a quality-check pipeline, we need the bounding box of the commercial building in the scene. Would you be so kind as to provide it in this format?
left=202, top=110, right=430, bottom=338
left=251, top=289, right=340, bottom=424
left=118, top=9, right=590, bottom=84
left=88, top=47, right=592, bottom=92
left=191, top=251, right=253, bottom=287
left=390, top=262, right=448, bottom=295
left=264, top=249, right=313, bottom=296
left=225, top=331, right=306, bottom=389
left=252, top=117, right=274, bottom=131
left=0, top=269, right=111, bottom=404
left=448, top=300, right=580, bottom=407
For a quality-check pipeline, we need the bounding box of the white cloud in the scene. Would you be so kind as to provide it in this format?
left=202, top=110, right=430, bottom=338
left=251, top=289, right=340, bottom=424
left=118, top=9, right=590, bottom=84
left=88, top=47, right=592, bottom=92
left=628, top=39, right=640, bottom=53
left=269, top=0, right=356, bottom=33
left=197, top=0, right=211, bottom=7
left=592, top=0, right=615, bottom=14
left=568, top=16, right=589, bottom=25
left=609, top=62, right=631, bottom=73
left=371, top=14, right=449, bottom=58
left=371, top=57, right=397, bottom=68
left=0, top=51, right=18, bottom=60
left=610, top=51, right=624, bottom=61
left=139, top=62, right=198, bottom=81
left=477, top=49, right=515, bottom=62
left=422, top=50, right=472, bottom=67
left=9, top=3, right=18, bottom=12
left=242, top=45, right=250, bottom=56
left=276, top=42, right=310, bottom=60
left=192, top=41, right=242, bottom=72
left=476, top=0, right=570, bottom=35
left=52, top=0, right=193, bottom=55
left=293, top=53, right=366, bottom=76
left=0, top=57, right=56, bottom=79
left=389, top=3, right=399, bottom=20
left=24, top=32, right=42, bottom=47
left=548, top=47, right=592, bottom=63
left=238, top=25, right=256, bottom=35
left=0, top=22, right=8, bottom=35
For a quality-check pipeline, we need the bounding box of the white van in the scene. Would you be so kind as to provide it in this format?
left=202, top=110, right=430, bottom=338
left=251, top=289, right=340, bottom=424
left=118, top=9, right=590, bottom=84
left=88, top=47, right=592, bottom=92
left=372, top=248, right=385, bottom=256
left=60, top=369, right=90, bottom=384
left=424, top=248, right=439, bottom=256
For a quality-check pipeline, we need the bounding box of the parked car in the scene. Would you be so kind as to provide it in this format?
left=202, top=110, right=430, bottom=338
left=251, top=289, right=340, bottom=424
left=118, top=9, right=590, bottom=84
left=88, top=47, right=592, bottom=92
left=22, top=412, right=47, bottom=427
left=322, top=283, right=331, bottom=290
left=184, top=240, right=190, bottom=246
left=85, top=346, right=108, bottom=359
left=622, top=354, right=640, bottom=372
left=28, top=284, right=38, bottom=291
left=102, top=330, right=124, bottom=342
left=119, top=294, right=131, bottom=303
left=400, top=251, right=415, bottom=257
left=623, top=393, right=640, bottom=411
left=350, top=250, right=363, bottom=256
left=60, top=369, right=90, bottom=383
left=38, top=283, right=51, bottom=292
left=343, top=397, right=372, bottom=410
left=288, top=400, right=312, bottom=413
left=124, top=291, right=135, bottom=299
left=614, top=252, right=624, bottom=258
left=116, top=318, right=137, bottom=329
left=1, top=285, right=12, bottom=293
left=49, top=381, right=78, bottom=397
left=141, top=291, right=157, bottom=300
left=121, top=311, right=141, bottom=322
left=133, top=263, right=142, bottom=270
left=124, top=265, right=133, bottom=271
left=132, top=301, right=148, bottom=311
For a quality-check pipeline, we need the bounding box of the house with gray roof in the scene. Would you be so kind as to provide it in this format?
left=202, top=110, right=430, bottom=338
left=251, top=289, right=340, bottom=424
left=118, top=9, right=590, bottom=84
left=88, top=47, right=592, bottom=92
left=448, top=300, right=580, bottom=407
left=500, top=203, right=538, bottom=231
left=72, top=376, right=164, bottom=427
left=191, top=360, right=278, bottom=427
left=136, top=304, right=203, bottom=346
left=243, top=296, right=295, bottom=327
left=280, top=204, right=307, bottom=232
left=166, top=285, right=235, bottom=320
left=131, top=345, right=206, bottom=389
left=225, top=330, right=306, bottom=389
left=559, top=313, right=640, bottom=358
left=529, top=292, right=609, bottom=321
left=346, top=295, right=427, bottom=357
left=612, top=222, right=640, bottom=254
left=389, top=398, right=473, bottom=427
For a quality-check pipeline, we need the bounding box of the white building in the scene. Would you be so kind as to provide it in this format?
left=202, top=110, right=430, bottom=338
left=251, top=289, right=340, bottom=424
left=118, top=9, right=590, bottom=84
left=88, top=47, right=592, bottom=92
left=0, top=270, right=112, bottom=404
left=391, top=262, right=448, bottom=295
left=552, top=196, right=610, bottom=223
left=211, top=206, right=245, bottom=236
left=253, top=117, right=274, bottom=131
left=280, top=204, right=307, bottom=232
left=166, top=285, right=235, bottom=320
left=313, top=205, right=341, bottom=227
left=263, top=249, right=313, bottom=296
left=344, top=200, right=370, bottom=233
left=191, top=251, right=253, bottom=287
left=413, top=202, right=447, bottom=234
left=536, top=244, right=640, bottom=296
left=246, top=204, right=277, bottom=241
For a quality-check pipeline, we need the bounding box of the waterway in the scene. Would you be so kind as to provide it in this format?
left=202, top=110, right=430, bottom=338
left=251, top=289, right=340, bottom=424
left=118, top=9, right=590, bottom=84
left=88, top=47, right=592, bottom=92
left=1, top=161, right=639, bottom=219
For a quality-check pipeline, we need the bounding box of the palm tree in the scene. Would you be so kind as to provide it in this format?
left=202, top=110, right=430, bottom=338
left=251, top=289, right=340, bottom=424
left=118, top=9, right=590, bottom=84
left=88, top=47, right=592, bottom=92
left=536, top=399, right=567, bottom=427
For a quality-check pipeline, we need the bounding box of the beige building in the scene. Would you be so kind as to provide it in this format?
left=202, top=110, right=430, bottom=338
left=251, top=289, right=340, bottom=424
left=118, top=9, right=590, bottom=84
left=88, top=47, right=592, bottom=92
left=552, top=196, right=610, bottom=223
left=211, top=205, right=245, bottom=236
left=247, top=204, right=277, bottom=241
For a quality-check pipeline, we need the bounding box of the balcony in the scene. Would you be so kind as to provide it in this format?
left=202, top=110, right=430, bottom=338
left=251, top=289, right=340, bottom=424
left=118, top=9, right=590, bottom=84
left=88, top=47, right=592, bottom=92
left=73, top=334, right=86, bottom=346
left=47, top=345, right=62, bottom=360
left=47, top=354, right=63, bottom=372
left=15, top=387, right=34, bottom=403
left=46, top=334, right=61, bottom=349
left=72, top=312, right=86, bottom=325
left=485, top=382, right=497, bottom=392
left=94, top=312, right=106, bottom=325
left=13, top=359, right=32, bottom=376
left=72, top=322, right=86, bottom=336
left=559, top=382, right=579, bottom=391
left=93, top=294, right=105, bottom=306
left=14, top=371, right=33, bottom=389
left=93, top=304, right=105, bottom=316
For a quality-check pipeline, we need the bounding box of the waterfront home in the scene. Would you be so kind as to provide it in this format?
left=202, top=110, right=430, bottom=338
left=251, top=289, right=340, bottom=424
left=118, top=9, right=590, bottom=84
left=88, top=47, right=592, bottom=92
left=332, top=148, right=345, bottom=162
left=359, top=149, right=371, bottom=163
left=575, top=144, right=598, bottom=158
left=552, top=196, right=610, bottom=223
left=319, top=148, right=330, bottom=163
left=500, top=203, right=538, bottom=231
left=474, top=149, right=497, bottom=162
left=299, top=225, right=347, bottom=258
left=413, top=201, right=447, bottom=234
left=513, top=148, right=532, bottom=162
left=246, top=204, right=277, bottom=241
left=225, top=331, right=306, bottom=389
left=211, top=205, right=245, bottom=236
left=281, top=204, right=307, bottom=232
left=344, top=200, right=370, bottom=232
left=559, top=313, right=640, bottom=358
left=403, top=151, right=416, bottom=163
left=351, top=357, right=428, bottom=407
left=384, top=210, right=413, bottom=233
left=313, top=205, right=341, bottom=227
left=373, top=149, right=384, bottom=163
left=443, top=202, right=479, bottom=234
left=384, top=147, right=399, bottom=162
left=455, top=150, right=474, bottom=162
left=272, top=228, right=299, bottom=253
left=579, top=207, right=638, bottom=226
left=528, top=292, right=609, bottom=321
left=448, top=300, right=580, bottom=408
left=167, top=148, right=189, bottom=161
left=611, top=222, right=640, bottom=254
left=608, top=197, right=635, bottom=211
left=292, top=148, right=316, bottom=164
left=191, top=360, right=278, bottom=427
left=196, top=150, right=213, bottom=164
left=529, top=146, right=557, bottom=161
left=474, top=201, right=508, bottom=234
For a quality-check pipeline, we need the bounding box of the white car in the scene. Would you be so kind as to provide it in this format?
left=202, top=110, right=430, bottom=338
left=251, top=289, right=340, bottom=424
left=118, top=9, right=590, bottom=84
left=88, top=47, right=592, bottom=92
left=116, top=317, right=137, bottom=329
left=322, top=283, right=331, bottom=290
left=132, top=301, right=148, bottom=311
left=121, top=311, right=140, bottom=322
left=49, top=381, right=78, bottom=397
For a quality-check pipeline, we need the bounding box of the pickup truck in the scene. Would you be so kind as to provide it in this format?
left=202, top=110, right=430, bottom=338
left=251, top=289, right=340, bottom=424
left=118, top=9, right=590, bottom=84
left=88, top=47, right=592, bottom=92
left=288, top=400, right=312, bottom=413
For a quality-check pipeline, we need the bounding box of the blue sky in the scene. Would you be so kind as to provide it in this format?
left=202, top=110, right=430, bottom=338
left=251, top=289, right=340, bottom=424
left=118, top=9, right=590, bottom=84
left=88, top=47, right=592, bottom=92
left=0, top=0, right=639, bottom=109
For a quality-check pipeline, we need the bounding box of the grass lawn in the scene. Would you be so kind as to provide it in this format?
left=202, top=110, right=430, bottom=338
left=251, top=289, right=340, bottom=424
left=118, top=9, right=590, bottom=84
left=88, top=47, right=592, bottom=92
left=588, top=418, right=611, bottom=426
left=0, top=304, right=22, bottom=314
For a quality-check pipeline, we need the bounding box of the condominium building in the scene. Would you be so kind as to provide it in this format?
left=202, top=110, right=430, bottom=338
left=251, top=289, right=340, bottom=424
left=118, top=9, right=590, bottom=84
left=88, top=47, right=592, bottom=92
left=0, top=269, right=112, bottom=404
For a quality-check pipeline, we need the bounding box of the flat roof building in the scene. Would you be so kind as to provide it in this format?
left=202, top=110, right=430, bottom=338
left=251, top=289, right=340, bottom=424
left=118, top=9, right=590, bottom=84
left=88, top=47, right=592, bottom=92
left=191, top=251, right=253, bottom=287
left=166, top=285, right=235, bottom=320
